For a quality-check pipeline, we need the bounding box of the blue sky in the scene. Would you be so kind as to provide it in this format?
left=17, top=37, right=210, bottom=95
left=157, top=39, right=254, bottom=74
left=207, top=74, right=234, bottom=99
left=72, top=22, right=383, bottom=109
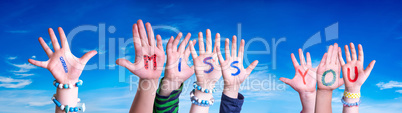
left=1, top=0, right=402, bottom=113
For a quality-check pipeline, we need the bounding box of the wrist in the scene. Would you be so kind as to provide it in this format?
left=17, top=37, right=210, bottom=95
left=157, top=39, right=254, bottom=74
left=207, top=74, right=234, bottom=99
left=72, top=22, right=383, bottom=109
left=223, top=85, right=240, bottom=98
left=55, top=87, right=79, bottom=113
left=138, top=78, right=159, bottom=91
left=345, top=87, right=361, bottom=93
left=159, top=78, right=183, bottom=96
left=299, top=91, right=316, bottom=113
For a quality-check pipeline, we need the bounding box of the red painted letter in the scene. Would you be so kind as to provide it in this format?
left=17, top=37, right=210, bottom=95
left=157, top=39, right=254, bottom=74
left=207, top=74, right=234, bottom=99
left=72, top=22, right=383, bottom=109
left=347, top=66, right=358, bottom=82
left=298, top=69, right=309, bottom=85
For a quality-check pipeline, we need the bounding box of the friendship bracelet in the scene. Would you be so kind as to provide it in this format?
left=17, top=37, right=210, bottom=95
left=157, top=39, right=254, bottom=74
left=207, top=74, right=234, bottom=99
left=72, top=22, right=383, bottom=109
left=344, top=91, right=361, bottom=98
left=193, top=82, right=216, bottom=93
left=190, top=89, right=215, bottom=107
left=321, top=69, right=336, bottom=86
left=341, top=96, right=361, bottom=107
left=52, top=95, right=86, bottom=113
left=53, top=80, right=83, bottom=89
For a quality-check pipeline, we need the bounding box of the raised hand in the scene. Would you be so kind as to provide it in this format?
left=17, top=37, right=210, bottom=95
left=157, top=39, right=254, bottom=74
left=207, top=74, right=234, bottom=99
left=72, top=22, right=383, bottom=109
left=116, top=19, right=165, bottom=79
left=189, top=29, right=222, bottom=88
left=164, top=32, right=196, bottom=84
left=28, top=27, right=97, bottom=83
left=217, top=35, right=258, bottom=98
left=338, top=43, right=376, bottom=93
left=280, top=49, right=316, bottom=94
left=316, top=43, right=344, bottom=90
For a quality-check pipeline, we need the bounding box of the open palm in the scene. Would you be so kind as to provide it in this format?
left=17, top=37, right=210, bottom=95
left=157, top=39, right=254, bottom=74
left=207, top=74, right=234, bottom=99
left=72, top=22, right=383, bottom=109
left=28, top=27, right=97, bottom=83
left=280, top=49, right=316, bottom=93
left=338, top=43, right=376, bottom=93
left=217, top=36, right=258, bottom=87
left=189, top=29, right=221, bottom=87
left=316, top=43, right=344, bottom=90
left=116, top=20, right=165, bottom=79
left=164, top=32, right=196, bottom=82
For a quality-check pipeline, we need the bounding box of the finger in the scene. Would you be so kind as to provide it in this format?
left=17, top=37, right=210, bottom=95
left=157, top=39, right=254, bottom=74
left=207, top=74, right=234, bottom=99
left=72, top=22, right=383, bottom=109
left=205, top=29, right=212, bottom=54
left=57, top=27, right=70, bottom=50
left=331, top=43, right=338, bottom=64
left=198, top=32, right=205, bottom=54
left=145, top=22, right=155, bottom=46
left=318, top=53, right=327, bottom=67
left=48, top=28, right=60, bottom=50
left=358, top=44, right=364, bottom=62
left=279, top=77, right=292, bottom=85
left=350, top=43, right=357, bottom=61
left=217, top=47, right=225, bottom=64
left=212, top=33, right=220, bottom=54
left=156, top=34, right=163, bottom=50
left=364, top=60, right=376, bottom=77
left=246, top=60, right=259, bottom=75
left=116, top=58, right=136, bottom=70
left=184, top=40, right=197, bottom=61
left=189, top=41, right=198, bottom=59
left=28, top=59, right=48, bottom=68
left=133, top=23, right=142, bottom=47
left=38, top=37, right=53, bottom=57
left=231, top=35, right=237, bottom=58
left=178, top=33, right=191, bottom=53
left=298, top=48, right=306, bottom=65
left=238, top=39, right=245, bottom=63
left=172, top=32, right=183, bottom=51
left=291, top=53, right=300, bottom=67
left=306, top=52, right=312, bottom=66
left=344, top=45, right=351, bottom=62
left=326, top=45, right=333, bottom=64
left=224, top=38, right=230, bottom=60
left=137, top=19, right=149, bottom=46
left=166, top=36, right=174, bottom=54
left=80, top=50, right=98, bottom=64
left=338, top=47, right=345, bottom=65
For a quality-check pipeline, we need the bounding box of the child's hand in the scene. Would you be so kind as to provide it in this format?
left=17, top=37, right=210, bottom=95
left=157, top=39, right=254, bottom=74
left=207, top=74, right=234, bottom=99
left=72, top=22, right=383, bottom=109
left=116, top=20, right=165, bottom=79
left=164, top=33, right=196, bottom=84
left=338, top=43, right=376, bottom=93
left=316, top=43, right=344, bottom=90
left=189, top=29, right=221, bottom=89
left=280, top=49, right=316, bottom=94
left=217, top=36, right=258, bottom=98
left=28, top=27, right=97, bottom=83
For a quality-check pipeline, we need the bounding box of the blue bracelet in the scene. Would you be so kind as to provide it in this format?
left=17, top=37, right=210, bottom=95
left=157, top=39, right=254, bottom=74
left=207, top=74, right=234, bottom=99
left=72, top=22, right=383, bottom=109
left=190, top=89, right=214, bottom=107
left=52, top=95, right=85, bottom=113
left=53, top=80, right=83, bottom=89
left=341, top=96, right=361, bottom=107
left=193, top=82, right=216, bottom=93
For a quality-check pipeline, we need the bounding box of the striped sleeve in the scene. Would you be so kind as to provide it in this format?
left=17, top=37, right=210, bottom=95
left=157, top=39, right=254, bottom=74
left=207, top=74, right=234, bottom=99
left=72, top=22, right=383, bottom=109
left=153, top=78, right=183, bottom=113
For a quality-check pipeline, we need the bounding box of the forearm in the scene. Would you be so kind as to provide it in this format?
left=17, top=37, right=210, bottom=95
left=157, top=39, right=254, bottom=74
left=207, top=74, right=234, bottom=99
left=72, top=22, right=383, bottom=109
left=223, top=85, right=239, bottom=99
left=158, top=76, right=183, bottom=96
left=130, top=78, right=159, bottom=113
left=315, top=89, right=333, bottom=113
left=342, top=89, right=360, bottom=113
left=55, top=87, right=79, bottom=113
left=299, top=91, right=316, bottom=113
left=190, top=83, right=214, bottom=113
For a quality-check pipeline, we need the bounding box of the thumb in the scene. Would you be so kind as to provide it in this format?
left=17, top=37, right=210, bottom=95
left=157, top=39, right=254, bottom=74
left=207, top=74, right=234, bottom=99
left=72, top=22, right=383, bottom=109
left=279, top=77, right=292, bottom=85
left=80, top=50, right=97, bottom=64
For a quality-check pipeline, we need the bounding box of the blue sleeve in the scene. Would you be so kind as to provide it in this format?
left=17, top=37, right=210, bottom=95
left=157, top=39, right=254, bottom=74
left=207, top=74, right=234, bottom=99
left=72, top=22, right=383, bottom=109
left=219, top=93, right=244, bottom=113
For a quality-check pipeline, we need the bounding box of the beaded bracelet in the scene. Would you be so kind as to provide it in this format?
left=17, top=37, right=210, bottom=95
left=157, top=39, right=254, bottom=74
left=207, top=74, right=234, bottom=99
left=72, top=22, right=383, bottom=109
left=341, top=96, right=361, bottom=107
left=52, top=95, right=86, bottom=113
left=190, top=89, right=215, bottom=107
left=193, top=82, right=216, bottom=93
left=53, top=80, right=83, bottom=89
left=344, top=91, right=361, bottom=98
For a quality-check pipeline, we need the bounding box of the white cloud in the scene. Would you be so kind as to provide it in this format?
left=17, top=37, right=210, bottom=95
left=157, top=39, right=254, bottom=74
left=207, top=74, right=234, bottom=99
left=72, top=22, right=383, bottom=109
left=31, top=55, right=36, bottom=59
left=7, top=56, right=17, bottom=60
left=82, top=47, right=107, bottom=54
left=14, top=73, right=34, bottom=77
left=10, top=63, right=37, bottom=73
left=0, top=76, right=32, bottom=88
left=28, top=101, right=53, bottom=106
left=376, top=81, right=402, bottom=90
left=396, top=90, right=402, bottom=94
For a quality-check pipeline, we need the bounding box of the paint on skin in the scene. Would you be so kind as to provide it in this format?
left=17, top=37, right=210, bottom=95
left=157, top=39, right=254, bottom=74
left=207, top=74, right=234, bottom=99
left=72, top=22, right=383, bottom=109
left=203, top=57, right=214, bottom=73
left=59, top=56, right=68, bottom=73
left=321, top=69, right=336, bottom=86
left=298, top=69, right=309, bottom=85
left=144, top=54, right=157, bottom=70
left=178, top=58, right=182, bottom=72
left=230, top=61, right=240, bottom=76
left=347, top=66, right=359, bottom=82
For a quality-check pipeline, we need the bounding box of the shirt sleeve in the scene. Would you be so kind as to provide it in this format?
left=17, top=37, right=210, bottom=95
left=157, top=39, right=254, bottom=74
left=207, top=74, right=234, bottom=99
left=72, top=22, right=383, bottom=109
left=219, top=93, right=245, bottom=113
left=153, top=78, right=183, bottom=113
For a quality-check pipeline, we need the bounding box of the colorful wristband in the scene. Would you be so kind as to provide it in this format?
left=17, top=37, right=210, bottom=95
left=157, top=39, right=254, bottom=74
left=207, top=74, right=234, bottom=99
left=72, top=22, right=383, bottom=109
left=190, top=89, right=215, bottom=107
left=344, top=91, right=361, bottom=98
left=52, top=95, right=86, bottom=113
left=193, top=82, right=216, bottom=93
left=341, top=96, right=361, bottom=107
left=53, top=80, right=83, bottom=89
